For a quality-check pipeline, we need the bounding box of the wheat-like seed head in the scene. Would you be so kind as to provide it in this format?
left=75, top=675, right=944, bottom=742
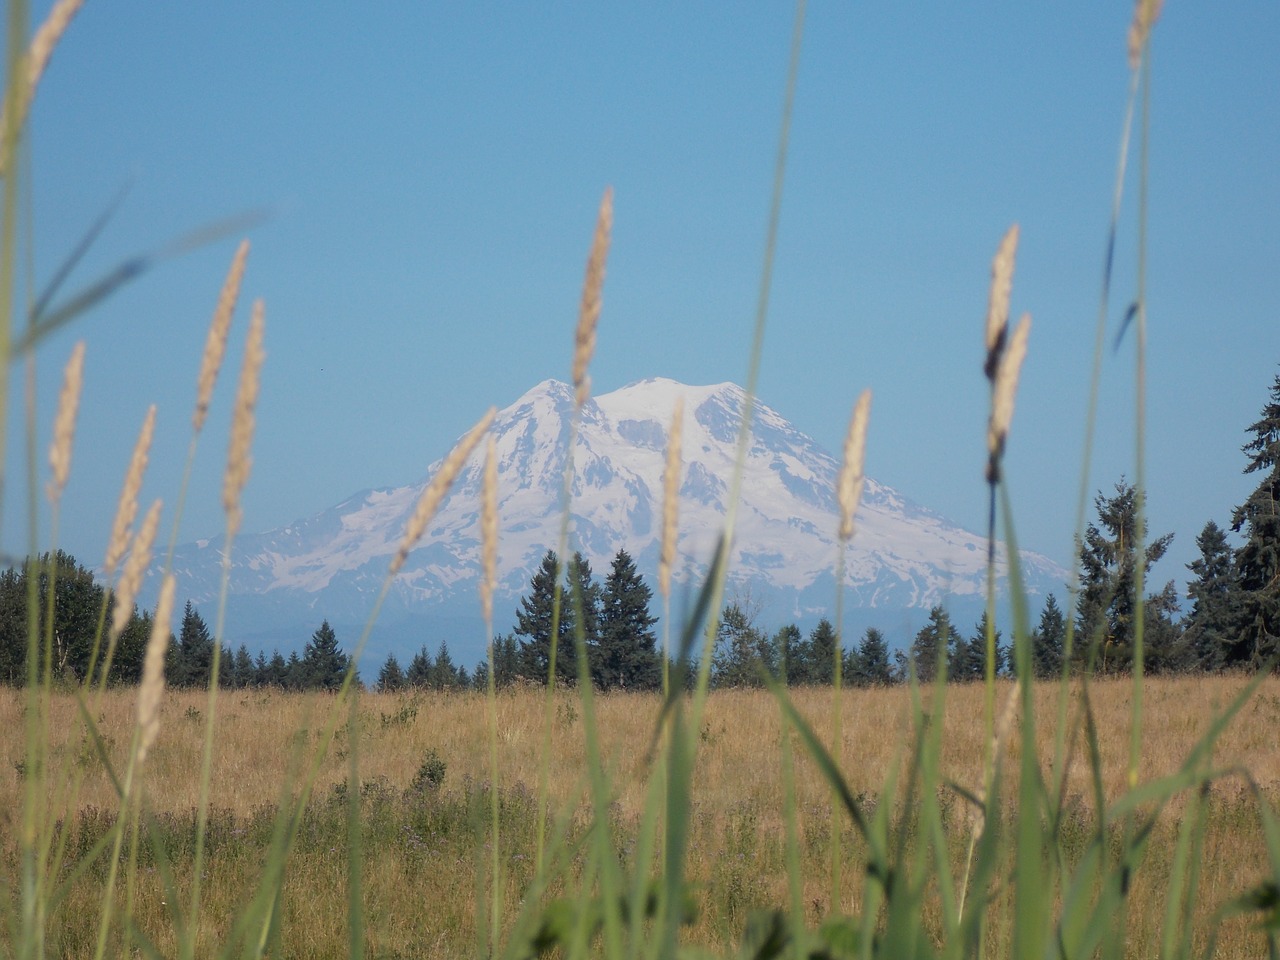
left=1128, top=0, right=1164, bottom=70
left=112, top=499, right=162, bottom=644
left=223, top=301, right=265, bottom=539
left=136, top=572, right=175, bottom=767
left=837, top=390, right=872, bottom=542
left=986, top=313, right=1031, bottom=484
left=194, top=240, right=250, bottom=432
left=659, top=397, right=684, bottom=599
left=572, top=188, right=613, bottom=408
left=479, top=435, right=498, bottom=627
left=390, top=407, right=496, bottom=577
left=46, top=340, right=85, bottom=506
left=104, top=405, right=156, bottom=577
left=0, top=0, right=84, bottom=175
left=984, top=225, right=1019, bottom=382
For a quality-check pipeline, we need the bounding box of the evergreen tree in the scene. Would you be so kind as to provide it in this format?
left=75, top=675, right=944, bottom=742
left=302, top=620, right=350, bottom=691
left=285, top=651, right=304, bottom=690
left=1031, top=594, right=1066, bottom=679
left=0, top=567, right=26, bottom=684
left=432, top=641, right=459, bottom=689
left=514, top=550, right=580, bottom=685
left=908, top=606, right=957, bottom=683
left=407, top=645, right=433, bottom=687
left=773, top=624, right=804, bottom=685
left=807, top=619, right=839, bottom=686
left=264, top=650, right=287, bottom=687
left=594, top=550, right=661, bottom=691
left=173, top=602, right=215, bottom=689
left=710, top=603, right=774, bottom=688
left=1231, top=374, right=1280, bottom=668
left=1076, top=480, right=1175, bottom=674
left=1182, top=521, right=1240, bottom=670
left=851, top=627, right=892, bottom=685
left=471, top=657, right=489, bottom=691
left=492, top=633, right=520, bottom=688
left=232, top=645, right=255, bottom=688
left=954, top=612, right=1003, bottom=682
left=377, top=653, right=406, bottom=692
left=254, top=650, right=269, bottom=686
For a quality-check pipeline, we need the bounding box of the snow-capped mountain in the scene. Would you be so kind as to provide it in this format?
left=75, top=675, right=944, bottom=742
left=161, top=378, right=1066, bottom=664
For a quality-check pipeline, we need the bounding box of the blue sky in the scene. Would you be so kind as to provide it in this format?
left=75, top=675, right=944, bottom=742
left=7, top=1, right=1279, bottom=613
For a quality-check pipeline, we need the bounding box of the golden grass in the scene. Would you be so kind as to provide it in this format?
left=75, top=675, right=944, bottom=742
left=3, top=675, right=1275, bottom=956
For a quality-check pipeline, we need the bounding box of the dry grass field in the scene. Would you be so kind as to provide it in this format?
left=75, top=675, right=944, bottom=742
left=3, top=674, right=1277, bottom=957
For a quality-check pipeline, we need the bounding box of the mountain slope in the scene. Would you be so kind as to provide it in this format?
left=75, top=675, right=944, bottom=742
left=161, top=378, right=1066, bottom=661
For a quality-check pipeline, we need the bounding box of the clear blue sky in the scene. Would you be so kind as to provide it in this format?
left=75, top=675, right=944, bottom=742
left=7, top=1, right=1278, bottom=607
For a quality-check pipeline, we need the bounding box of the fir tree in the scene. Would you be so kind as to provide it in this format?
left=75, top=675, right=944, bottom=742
left=302, top=620, right=349, bottom=691
left=265, top=650, right=289, bottom=687
left=851, top=627, right=892, bottom=685
left=711, top=603, right=774, bottom=688
left=807, top=619, right=839, bottom=686
left=407, top=645, right=433, bottom=687
left=908, top=606, right=957, bottom=683
left=285, top=651, right=304, bottom=690
left=1231, top=373, right=1280, bottom=668
left=432, top=641, right=459, bottom=689
left=174, top=602, right=215, bottom=689
left=954, top=612, right=1003, bottom=683
left=594, top=549, right=661, bottom=691
left=1031, top=594, right=1066, bottom=679
left=773, top=624, right=804, bottom=685
left=1182, top=521, right=1240, bottom=670
left=515, top=550, right=581, bottom=685
left=1076, top=480, right=1176, bottom=674
left=232, top=645, right=255, bottom=688
left=377, top=653, right=406, bottom=692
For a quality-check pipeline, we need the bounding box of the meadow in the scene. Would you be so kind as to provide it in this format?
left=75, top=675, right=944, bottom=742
left=3, top=678, right=1278, bottom=958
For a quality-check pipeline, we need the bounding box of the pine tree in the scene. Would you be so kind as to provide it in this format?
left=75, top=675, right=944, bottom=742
left=1031, top=594, right=1066, bottom=679
left=710, top=603, right=773, bottom=688
left=432, top=641, right=459, bottom=689
left=773, top=624, right=804, bottom=685
left=377, top=653, right=406, bottom=692
left=232, top=645, right=255, bottom=688
left=1076, top=480, right=1175, bottom=674
left=851, top=627, right=892, bottom=685
left=265, top=650, right=289, bottom=687
left=807, top=619, right=838, bottom=686
left=174, top=602, right=215, bottom=689
left=254, top=650, right=269, bottom=686
left=515, top=550, right=580, bottom=685
left=954, top=612, right=1002, bottom=682
left=594, top=549, right=661, bottom=691
left=1182, top=521, right=1240, bottom=670
left=302, top=620, right=349, bottom=691
left=285, top=651, right=304, bottom=690
left=1231, top=373, right=1280, bottom=668
left=407, top=645, right=433, bottom=687
left=908, top=606, right=957, bottom=683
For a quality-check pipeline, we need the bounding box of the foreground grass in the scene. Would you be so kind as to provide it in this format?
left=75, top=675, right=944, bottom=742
left=3, top=676, right=1277, bottom=958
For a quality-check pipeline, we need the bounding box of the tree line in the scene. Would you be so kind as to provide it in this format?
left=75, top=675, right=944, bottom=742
left=3, top=373, right=1278, bottom=692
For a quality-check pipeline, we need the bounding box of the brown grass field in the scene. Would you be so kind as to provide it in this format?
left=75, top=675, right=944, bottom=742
left=2, top=673, right=1278, bottom=957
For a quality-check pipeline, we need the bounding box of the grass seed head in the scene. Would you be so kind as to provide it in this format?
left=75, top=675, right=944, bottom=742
left=837, top=390, right=872, bottom=542
left=659, top=397, right=684, bottom=599
left=1128, top=0, right=1164, bottom=70
left=104, top=405, right=156, bottom=576
left=194, top=239, right=250, bottom=432
left=391, top=407, right=496, bottom=577
left=46, top=340, right=84, bottom=506
left=986, top=313, right=1031, bottom=484
left=480, top=434, right=498, bottom=627
left=984, top=225, right=1019, bottom=382
left=223, top=300, right=265, bottom=539
left=136, top=572, right=175, bottom=766
left=112, top=499, right=162, bottom=644
left=573, top=187, right=613, bottom=408
left=0, top=0, right=85, bottom=174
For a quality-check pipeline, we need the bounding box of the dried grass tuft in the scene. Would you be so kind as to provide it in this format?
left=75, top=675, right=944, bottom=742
left=479, top=434, right=498, bottom=626
left=837, top=390, right=872, bottom=542
left=984, top=225, right=1019, bottom=382
left=572, top=188, right=613, bottom=408
left=0, top=0, right=85, bottom=174
left=659, top=397, right=684, bottom=599
left=46, top=340, right=84, bottom=505
left=1128, top=0, right=1164, bottom=70
left=223, top=300, right=265, bottom=539
left=194, top=240, right=250, bottom=432
left=986, top=313, right=1031, bottom=483
left=390, top=408, right=496, bottom=578
left=104, top=405, right=156, bottom=577
left=135, top=573, right=175, bottom=766
left=111, top=499, right=162, bottom=645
